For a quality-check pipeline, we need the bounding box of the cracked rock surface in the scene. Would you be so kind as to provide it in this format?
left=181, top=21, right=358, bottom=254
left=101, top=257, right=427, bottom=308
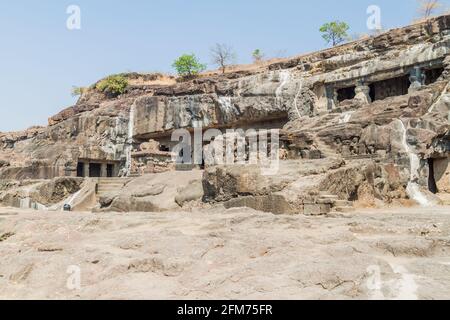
left=0, top=206, right=449, bottom=299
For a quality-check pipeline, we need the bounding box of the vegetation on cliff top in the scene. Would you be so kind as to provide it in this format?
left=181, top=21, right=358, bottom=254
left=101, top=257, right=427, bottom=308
left=172, top=54, right=207, bottom=79
left=96, top=75, right=129, bottom=97
left=418, top=0, right=443, bottom=19
left=71, top=86, right=87, bottom=97
left=252, top=49, right=264, bottom=63
left=319, top=21, right=350, bottom=46
left=210, top=43, right=236, bottom=74
left=79, top=5, right=446, bottom=88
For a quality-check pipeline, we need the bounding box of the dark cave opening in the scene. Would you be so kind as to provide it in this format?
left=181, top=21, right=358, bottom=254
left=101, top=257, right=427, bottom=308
left=428, top=158, right=438, bottom=194
left=337, top=86, right=356, bottom=102
left=89, top=163, right=101, bottom=178
left=369, top=75, right=410, bottom=102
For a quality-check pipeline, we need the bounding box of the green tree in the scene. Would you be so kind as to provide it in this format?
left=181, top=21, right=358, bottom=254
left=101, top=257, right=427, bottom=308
left=96, top=75, right=129, bottom=97
left=172, top=54, right=206, bottom=78
left=252, top=49, right=264, bottom=63
left=319, top=21, right=350, bottom=46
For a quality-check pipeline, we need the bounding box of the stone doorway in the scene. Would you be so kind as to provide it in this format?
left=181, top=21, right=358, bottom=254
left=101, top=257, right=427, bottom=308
left=89, top=163, right=102, bottom=178
left=107, top=164, right=114, bottom=178
left=76, top=162, right=84, bottom=177
left=77, top=159, right=119, bottom=178
left=369, top=75, right=410, bottom=101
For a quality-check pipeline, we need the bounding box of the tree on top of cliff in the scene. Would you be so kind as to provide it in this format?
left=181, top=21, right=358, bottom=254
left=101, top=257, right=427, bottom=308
left=417, top=0, right=443, bottom=18
left=319, top=21, right=350, bottom=46
left=252, top=49, right=264, bottom=63
left=172, top=54, right=207, bottom=79
left=210, top=44, right=236, bottom=74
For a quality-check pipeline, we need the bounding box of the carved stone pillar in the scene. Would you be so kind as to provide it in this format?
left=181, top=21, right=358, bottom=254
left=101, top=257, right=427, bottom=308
left=325, top=86, right=337, bottom=110
left=409, top=66, right=425, bottom=93
left=83, top=162, right=90, bottom=178
left=354, top=83, right=372, bottom=105
left=101, top=163, right=108, bottom=177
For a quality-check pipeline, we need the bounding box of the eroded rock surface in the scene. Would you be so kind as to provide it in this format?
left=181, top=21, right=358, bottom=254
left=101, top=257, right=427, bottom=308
left=96, top=170, right=204, bottom=212
left=0, top=206, right=449, bottom=299
left=0, top=16, right=449, bottom=212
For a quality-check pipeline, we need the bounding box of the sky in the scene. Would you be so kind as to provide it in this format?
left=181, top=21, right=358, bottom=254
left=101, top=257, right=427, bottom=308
left=0, top=0, right=448, bottom=132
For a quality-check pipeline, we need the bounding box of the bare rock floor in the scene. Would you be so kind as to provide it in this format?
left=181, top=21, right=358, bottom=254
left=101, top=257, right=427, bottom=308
left=0, top=206, right=449, bottom=300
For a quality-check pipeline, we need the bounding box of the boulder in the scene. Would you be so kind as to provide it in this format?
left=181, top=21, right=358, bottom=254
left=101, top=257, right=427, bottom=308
left=175, top=180, right=204, bottom=207
left=99, top=170, right=203, bottom=212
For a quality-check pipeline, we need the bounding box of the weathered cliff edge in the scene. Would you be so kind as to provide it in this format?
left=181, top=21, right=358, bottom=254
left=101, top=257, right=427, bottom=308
left=0, top=16, right=449, bottom=213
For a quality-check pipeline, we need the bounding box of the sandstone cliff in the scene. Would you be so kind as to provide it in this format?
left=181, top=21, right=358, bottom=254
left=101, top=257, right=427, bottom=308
left=0, top=16, right=449, bottom=213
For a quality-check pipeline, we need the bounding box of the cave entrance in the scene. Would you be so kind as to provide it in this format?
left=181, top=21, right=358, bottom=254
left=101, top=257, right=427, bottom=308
left=337, top=86, right=356, bottom=103
left=107, top=164, right=114, bottom=178
left=76, top=162, right=84, bottom=177
left=425, top=67, right=444, bottom=85
left=89, top=163, right=102, bottom=178
left=369, top=75, right=410, bottom=102
left=428, top=158, right=438, bottom=194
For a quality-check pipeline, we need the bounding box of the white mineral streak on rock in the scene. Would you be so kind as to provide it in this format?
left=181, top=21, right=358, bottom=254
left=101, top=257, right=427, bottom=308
left=275, top=70, right=291, bottom=106
left=397, top=120, right=431, bottom=206
left=112, top=116, right=121, bottom=157
left=293, top=79, right=303, bottom=119
left=218, top=96, right=239, bottom=122
left=125, top=105, right=135, bottom=176
left=338, top=111, right=355, bottom=124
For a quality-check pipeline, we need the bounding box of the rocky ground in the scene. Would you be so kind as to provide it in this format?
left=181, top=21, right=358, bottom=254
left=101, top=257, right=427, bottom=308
left=0, top=205, right=449, bottom=300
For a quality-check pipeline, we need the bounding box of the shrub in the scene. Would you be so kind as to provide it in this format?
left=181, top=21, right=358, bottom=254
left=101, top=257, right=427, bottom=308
left=96, top=75, right=129, bottom=97
left=252, top=49, right=264, bottom=63
left=71, top=86, right=86, bottom=97
left=172, top=54, right=206, bottom=78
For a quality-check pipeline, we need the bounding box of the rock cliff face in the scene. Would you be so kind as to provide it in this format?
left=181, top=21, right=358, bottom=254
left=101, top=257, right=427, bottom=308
left=0, top=16, right=449, bottom=212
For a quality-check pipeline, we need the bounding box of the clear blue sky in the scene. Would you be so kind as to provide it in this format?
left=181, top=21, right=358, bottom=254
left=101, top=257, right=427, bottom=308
left=0, top=0, right=448, bottom=132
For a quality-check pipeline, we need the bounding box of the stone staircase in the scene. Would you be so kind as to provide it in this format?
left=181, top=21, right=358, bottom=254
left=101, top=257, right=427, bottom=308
left=96, top=178, right=130, bottom=197
left=317, top=192, right=354, bottom=215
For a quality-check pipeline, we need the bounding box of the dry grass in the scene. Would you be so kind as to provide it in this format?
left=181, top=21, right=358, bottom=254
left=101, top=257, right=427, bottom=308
left=127, top=74, right=176, bottom=86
